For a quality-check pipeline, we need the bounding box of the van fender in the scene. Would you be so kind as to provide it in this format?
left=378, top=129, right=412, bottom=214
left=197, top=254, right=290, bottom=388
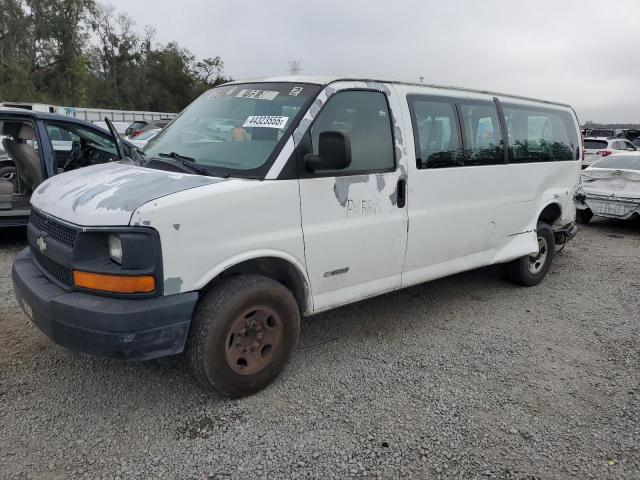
left=193, top=249, right=313, bottom=312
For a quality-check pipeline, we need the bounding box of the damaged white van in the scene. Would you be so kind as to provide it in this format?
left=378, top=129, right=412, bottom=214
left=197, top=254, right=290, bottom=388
left=12, top=77, right=581, bottom=396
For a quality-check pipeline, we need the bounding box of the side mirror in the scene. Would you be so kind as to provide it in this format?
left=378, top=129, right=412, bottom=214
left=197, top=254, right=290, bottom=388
left=304, top=131, right=351, bottom=172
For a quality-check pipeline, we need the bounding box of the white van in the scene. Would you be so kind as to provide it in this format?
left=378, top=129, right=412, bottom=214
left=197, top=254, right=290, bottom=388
left=12, top=77, right=581, bottom=396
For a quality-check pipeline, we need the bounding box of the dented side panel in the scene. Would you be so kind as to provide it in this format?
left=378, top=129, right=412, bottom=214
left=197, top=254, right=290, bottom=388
left=397, top=84, right=581, bottom=288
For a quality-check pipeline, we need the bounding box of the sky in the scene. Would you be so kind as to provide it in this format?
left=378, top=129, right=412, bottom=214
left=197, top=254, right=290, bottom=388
left=106, top=0, right=640, bottom=124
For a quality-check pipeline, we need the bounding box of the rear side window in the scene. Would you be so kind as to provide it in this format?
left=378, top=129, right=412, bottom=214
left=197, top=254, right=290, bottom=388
left=458, top=103, right=505, bottom=165
left=409, top=98, right=463, bottom=169
left=503, top=105, right=579, bottom=162
left=310, top=90, right=394, bottom=173
left=584, top=139, right=608, bottom=150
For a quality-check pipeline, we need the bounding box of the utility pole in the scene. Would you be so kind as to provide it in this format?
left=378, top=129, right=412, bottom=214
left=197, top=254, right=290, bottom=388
left=419, top=76, right=424, bottom=84
left=288, top=60, right=302, bottom=76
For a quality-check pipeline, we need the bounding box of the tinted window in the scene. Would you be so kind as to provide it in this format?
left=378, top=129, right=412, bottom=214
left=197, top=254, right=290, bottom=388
left=310, top=90, right=394, bottom=173
left=591, top=155, right=640, bottom=170
left=410, top=98, right=463, bottom=169
left=458, top=103, right=504, bottom=165
left=503, top=105, right=578, bottom=162
left=584, top=139, right=608, bottom=150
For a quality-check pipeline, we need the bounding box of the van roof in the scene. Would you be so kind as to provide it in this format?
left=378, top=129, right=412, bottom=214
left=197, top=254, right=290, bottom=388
left=227, top=75, right=572, bottom=108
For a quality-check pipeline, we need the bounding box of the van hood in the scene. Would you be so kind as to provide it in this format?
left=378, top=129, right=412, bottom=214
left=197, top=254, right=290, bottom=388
left=31, top=162, right=225, bottom=226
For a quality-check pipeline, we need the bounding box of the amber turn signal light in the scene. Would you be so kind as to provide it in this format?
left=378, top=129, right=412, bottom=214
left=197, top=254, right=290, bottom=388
left=73, top=271, right=156, bottom=294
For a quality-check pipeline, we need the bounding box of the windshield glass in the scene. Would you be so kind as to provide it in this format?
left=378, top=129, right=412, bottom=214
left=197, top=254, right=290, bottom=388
left=144, top=82, right=321, bottom=176
left=591, top=154, right=640, bottom=170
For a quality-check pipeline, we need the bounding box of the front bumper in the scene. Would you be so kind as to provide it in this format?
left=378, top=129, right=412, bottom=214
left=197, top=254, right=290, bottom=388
left=12, top=248, right=198, bottom=361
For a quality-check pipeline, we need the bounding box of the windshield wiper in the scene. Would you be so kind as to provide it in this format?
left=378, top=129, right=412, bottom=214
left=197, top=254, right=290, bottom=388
left=159, top=151, right=196, bottom=162
left=157, top=152, right=210, bottom=175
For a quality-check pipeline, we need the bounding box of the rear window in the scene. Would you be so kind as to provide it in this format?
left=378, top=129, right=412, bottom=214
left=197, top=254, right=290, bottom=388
left=584, top=139, right=608, bottom=150
left=129, top=122, right=147, bottom=129
left=591, top=155, right=640, bottom=170
left=588, top=129, right=614, bottom=137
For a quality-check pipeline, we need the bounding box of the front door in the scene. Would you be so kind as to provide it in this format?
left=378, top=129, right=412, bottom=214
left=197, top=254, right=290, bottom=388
left=298, top=88, right=408, bottom=311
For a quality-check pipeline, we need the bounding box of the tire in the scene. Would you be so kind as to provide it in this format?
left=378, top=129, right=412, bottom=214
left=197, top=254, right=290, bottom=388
left=186, top=274, right=300, bottom=397
left=506, top=222, right=555, bottom=287
left=576, top=208, right=593, bottom=224
left=0, top=165, right=17, bottom=187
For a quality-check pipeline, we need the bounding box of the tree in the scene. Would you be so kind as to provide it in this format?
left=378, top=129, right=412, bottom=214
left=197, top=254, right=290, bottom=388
left=0, top=0, right=39, bottom=101
left=0, top=0, right=230, bottom=112
left=28, top=0, right=96, bottom=105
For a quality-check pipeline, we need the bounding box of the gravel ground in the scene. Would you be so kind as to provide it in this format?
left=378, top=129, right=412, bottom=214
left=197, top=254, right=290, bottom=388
left=1, top=219, right=639, bottom=480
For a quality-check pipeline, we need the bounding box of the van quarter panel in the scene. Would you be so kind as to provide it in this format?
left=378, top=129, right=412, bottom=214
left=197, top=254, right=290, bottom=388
left=398, top=86, right=581, bottom=287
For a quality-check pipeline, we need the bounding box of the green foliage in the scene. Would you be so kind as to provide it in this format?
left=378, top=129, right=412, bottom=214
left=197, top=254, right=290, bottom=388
left=0, top=0, right=230, bottom=112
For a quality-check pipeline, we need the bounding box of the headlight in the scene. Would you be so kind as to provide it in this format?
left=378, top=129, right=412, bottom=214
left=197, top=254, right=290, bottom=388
left=108, top=234, right=123, bottom=264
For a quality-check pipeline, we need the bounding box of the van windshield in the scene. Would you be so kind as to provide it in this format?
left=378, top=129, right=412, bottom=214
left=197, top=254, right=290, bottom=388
left=144, top=83, right=320, bottom=177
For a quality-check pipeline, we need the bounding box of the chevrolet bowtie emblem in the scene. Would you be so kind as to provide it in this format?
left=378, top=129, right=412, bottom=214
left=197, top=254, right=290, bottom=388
left=36, top=236, right=47, bottom=253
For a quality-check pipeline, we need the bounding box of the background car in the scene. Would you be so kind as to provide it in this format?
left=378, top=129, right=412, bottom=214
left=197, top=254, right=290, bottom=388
left=125, top=119, right=172, bottom=138
left=576, top=153, right=640, bottom=223
left=616, top=128, right=640, bottom=142
left=582, top=137, right=636, bottom=168
left=587, top=128, right=616, bottom=138
left=92, top=121, right=129, bottom=137
left=129, top=128, right=161, bottom=149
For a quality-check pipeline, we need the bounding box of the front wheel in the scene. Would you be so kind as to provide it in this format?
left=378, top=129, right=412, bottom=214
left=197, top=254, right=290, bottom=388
left=506, top=222, right=555, bottom=287
left=186, top=275, right=300, bottom=397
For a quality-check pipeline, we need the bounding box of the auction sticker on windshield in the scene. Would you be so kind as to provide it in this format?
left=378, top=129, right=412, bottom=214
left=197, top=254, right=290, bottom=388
left=236, top=89, right=279, bottom=100
left=243, top=116, right=289, bottom=129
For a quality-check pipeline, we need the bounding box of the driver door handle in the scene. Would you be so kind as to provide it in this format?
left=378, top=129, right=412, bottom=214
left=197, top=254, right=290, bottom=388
left=397, top=179, right=406, bottom=208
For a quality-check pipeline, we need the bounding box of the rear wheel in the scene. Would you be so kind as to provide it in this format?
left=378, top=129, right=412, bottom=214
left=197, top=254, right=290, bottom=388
left=576, top=208, right=593, bottom=224
left=186, top=275, right=300, bottom=397
left=506, top=222, right=555, bottom=287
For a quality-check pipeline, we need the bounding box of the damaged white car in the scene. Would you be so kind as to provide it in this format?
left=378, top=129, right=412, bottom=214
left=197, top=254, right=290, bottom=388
left=575, top=152, right=640, bottom=223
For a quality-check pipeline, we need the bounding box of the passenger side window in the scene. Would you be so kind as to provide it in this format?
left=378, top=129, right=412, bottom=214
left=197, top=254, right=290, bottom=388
left=310, top=90, right=394, bottom=173
left=458, top=103, right=505, bottom=165
left=409, top=98, right=463, bottom=169
left=502, top=105, right=578, bottom=162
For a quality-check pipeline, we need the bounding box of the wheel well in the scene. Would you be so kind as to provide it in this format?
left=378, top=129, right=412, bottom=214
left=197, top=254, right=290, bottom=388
left=538, top=203, right=562, bottom=226
left=211, top=257, right=309, bottom=314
